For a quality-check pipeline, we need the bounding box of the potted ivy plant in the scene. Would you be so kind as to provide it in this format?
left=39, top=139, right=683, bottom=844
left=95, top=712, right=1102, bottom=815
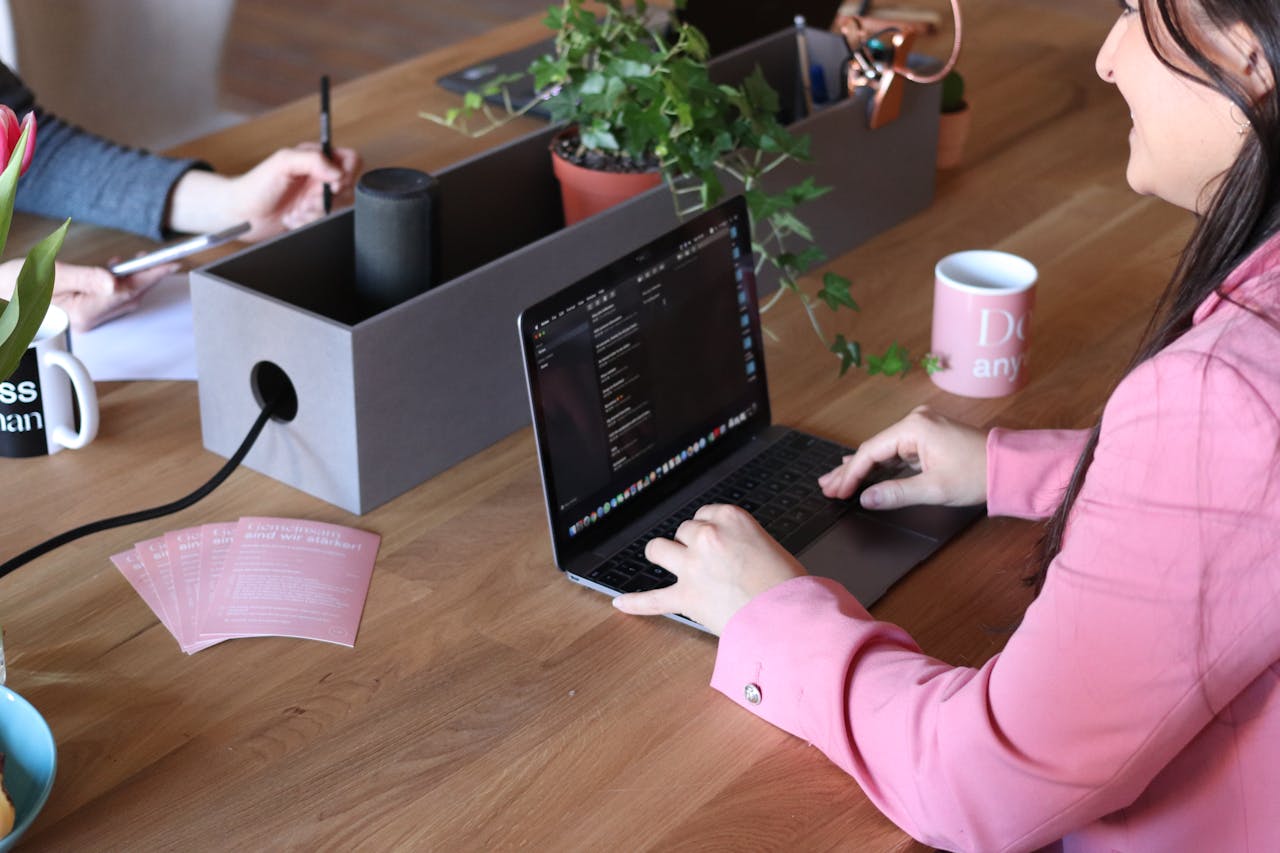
left=427, top=0, right=936, bottom=378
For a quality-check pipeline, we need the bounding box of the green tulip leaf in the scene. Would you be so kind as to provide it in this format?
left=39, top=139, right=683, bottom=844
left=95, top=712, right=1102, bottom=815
left=0, top=295, right=16, bottom=347
left=0, top=219, right=69, bottom=382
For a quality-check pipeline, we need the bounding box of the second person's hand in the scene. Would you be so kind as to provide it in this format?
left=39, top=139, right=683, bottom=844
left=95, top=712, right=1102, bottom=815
left=52, top=260, right=180, bottom=332
left=165, top=142, right=362, bottom=242
left=0, top=258, right=177, bottom=333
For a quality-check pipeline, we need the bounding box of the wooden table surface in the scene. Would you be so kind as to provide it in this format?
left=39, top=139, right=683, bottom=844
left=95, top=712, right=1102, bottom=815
left=4, top=2, right=1193, bottom=849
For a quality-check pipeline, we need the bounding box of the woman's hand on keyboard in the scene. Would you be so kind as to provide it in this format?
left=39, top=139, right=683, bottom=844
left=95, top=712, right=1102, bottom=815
left=612, top=504, right=806, bottom=636
left=819, top=405, right=988, bottom=510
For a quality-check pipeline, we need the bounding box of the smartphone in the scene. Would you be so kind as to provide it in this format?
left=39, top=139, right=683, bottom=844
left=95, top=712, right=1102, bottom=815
left=108, top=222, right=252, bottom=277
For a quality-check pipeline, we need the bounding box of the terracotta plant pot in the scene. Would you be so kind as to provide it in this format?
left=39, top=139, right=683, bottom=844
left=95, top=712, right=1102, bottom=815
left=549, top=136, right=662, bottom=226
left=936, top=104, right=972, bottom=169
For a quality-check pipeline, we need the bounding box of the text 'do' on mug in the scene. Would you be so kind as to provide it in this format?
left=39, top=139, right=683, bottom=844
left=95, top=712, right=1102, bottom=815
left=0, top=304, right=99, bottom=457
left=930, top=250, right=1038, bottom=398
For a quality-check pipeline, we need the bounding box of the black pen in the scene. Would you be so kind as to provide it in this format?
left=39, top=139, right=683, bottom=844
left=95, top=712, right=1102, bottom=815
left=320, top=74, right=333, bottom=214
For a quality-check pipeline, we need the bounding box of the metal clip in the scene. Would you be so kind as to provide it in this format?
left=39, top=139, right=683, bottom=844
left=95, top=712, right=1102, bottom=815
left=841, top=18, right=919, bottom=130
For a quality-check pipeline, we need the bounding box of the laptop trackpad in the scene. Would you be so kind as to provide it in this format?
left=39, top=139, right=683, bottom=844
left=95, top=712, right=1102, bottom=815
left=797, top=515, right=937, bottom=607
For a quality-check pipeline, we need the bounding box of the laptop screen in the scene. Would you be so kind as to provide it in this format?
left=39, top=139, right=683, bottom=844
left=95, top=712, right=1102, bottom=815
left=519, top=196, right=772, bottom=563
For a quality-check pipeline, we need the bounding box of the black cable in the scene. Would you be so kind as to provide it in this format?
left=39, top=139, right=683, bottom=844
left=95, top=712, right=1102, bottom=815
left=0, top=395, right=280, bottom=580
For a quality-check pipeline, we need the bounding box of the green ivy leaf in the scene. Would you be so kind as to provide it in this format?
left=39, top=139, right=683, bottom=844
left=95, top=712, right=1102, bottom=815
left=745, top=188, right=784, bottom=222
left=530, top=55, right=566, bottom=89
left=604, top=76, right=628, bottom=111
left=773, top=251, right=798, bottom=271
left=770, top=210, right=813, bottom=242
left=786, top=177, right=830, bottom=205
left=921, top=353, right=945, bottom=375
left=681, top=22, right=709, bottom=59
left=830, top=334, right=861, bottom=377
left=611, top=59, right=651, bottom=78
left=794, top=245, right=826, bottom=269
left=867, top=343, right=912, bottom=378
left=757, top=131, right=785, bottom=154
left=740, top=67, right=780, bottom=118
left=580, top=125, right=619, bottom=151
left=784, top=132, right=813, bottom=161
left=817, top=273, right=859, bottom=312
left=700, top=170, right=724, bottom=207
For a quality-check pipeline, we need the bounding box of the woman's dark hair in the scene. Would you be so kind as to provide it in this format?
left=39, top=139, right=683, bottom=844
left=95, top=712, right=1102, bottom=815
left=1027, top=0, right=1280, bottom=593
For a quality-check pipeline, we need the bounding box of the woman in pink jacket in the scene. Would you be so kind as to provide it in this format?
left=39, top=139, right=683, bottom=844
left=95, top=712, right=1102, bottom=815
left=615, top=0, right=1280, bottom=849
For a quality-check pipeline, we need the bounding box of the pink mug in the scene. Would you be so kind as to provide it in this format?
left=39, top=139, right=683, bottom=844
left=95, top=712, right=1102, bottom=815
left=930, top=250, right=1037, bottom=398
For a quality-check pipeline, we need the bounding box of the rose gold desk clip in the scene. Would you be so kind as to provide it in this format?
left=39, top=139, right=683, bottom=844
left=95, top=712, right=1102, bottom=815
left=837, top=0, right=964, bottom=129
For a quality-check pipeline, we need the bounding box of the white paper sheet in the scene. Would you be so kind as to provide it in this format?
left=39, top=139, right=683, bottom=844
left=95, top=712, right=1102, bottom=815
left=70, top=273, right=196, bottom=381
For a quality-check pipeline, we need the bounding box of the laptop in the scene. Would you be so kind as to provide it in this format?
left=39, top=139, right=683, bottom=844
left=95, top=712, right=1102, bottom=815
left=437, top=0, right=845, bottom=119
left=517, top=196, right=983, bottom=631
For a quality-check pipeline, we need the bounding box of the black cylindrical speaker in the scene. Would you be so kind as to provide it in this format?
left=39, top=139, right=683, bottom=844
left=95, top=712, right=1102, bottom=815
left=354, top=167, right=439, bottom=315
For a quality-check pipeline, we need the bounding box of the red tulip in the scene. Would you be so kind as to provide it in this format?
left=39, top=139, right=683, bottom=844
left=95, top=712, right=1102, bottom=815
left=17, top=112, right=36, bottom=174
left=0, top=106, right=16, bottom=164
left=0, top=104, right=36, bottom=176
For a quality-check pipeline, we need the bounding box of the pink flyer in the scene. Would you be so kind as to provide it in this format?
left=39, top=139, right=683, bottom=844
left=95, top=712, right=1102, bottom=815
left=191, top=522, right=238, bottom=651
left=110, top=549, right=174, bottom=635
left=134, top=536, right=179, bottom=636
left=198, top=522, right=237, bottom=612
left=199, top=517, right=380, bottom=647
left=164, top=526, right=204, bottom=650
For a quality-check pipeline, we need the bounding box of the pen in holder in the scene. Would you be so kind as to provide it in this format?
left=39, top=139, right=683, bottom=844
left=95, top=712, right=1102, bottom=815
left=795, top=15, right=815, bottom=118
left=320, top=74, right=334, bottom=214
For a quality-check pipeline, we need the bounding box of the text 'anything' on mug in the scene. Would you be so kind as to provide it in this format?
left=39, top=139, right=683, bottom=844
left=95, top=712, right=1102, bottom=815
left=0, top=304, right=99, bottom=457
left=930, top=250, right=1038, bottom=398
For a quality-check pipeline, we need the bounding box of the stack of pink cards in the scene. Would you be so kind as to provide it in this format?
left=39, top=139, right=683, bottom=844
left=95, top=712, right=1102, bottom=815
left=111, top=517, right=380, bottom=654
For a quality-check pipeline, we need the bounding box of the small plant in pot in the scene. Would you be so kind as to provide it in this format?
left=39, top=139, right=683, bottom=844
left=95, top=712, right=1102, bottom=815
left=427, top=0, right=937, bottom=377
left=936, top=68, right=970, bottom=169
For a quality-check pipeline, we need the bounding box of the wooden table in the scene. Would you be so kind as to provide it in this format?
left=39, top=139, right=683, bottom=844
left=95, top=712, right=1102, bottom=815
left=5, top=2, right=1193, bottom=849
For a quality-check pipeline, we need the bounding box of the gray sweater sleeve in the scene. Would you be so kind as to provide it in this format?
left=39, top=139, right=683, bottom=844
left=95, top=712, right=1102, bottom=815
left=1, top=62, right=211, bottom=241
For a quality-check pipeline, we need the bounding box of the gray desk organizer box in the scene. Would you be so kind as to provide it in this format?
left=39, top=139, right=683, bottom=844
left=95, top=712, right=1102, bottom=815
left=191, top=28, right=941, bottom=514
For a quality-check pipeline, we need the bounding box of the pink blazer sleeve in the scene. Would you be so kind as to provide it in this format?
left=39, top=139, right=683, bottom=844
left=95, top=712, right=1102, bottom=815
left=711, top=349, right=1280, bottom=851
left=985, top=428, right=1091, bottom=519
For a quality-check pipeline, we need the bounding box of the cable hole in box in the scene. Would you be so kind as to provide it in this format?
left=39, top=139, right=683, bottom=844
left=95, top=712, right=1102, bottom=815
left=250, top=360, right=298, bottom=423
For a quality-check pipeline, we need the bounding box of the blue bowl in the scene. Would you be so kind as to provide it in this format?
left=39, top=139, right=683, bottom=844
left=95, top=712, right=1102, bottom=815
left=0, top=688, right=56, bottom=851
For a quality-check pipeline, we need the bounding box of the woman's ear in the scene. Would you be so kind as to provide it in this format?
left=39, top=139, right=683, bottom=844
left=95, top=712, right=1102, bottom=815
left=1227, top=24, right=1273, bottom=99
left=1245, top=50, right=1274, bottom=97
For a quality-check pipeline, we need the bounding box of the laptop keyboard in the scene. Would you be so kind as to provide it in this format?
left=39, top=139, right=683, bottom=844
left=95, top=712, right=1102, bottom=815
left=586, top=431, right=854, bottom=593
